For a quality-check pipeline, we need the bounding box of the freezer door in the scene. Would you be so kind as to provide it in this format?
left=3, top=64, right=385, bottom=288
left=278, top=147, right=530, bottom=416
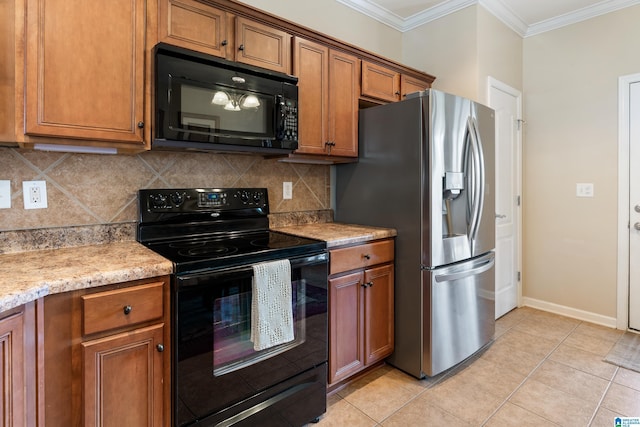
left=422, top=252, right=495, bottom=377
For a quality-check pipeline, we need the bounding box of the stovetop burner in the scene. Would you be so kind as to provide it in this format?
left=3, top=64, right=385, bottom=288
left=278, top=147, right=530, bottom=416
left=136, top=188, right=326, bottom=274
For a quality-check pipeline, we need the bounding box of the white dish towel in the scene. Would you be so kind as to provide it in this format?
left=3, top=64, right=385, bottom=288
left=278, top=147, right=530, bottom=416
left=250, top=259, right=294, bottom=351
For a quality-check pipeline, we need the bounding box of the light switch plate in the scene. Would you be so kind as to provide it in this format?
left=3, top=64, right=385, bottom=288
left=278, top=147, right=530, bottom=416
left=576, top=183, right=594, bottom=198
left=0, top=180, right=10, bottom=209
left=23, top=180, right=48, bottom=209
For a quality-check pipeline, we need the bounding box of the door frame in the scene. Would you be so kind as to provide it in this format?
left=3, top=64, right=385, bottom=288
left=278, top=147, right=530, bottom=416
left=616, top=72, right=640, bottom=330
left=487, top=77, right=523, bottom=311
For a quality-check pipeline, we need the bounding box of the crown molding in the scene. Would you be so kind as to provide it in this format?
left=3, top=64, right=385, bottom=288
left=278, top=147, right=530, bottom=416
left=524, top=0, right=640, bottom=37
left=336, top=0, right=640, bottom=37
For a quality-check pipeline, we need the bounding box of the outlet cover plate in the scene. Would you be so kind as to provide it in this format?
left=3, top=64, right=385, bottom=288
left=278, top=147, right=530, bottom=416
left=0, top=180, right=10, bottom=209
left=23, top=180, right=48, bottom=209
left=283, top=182, right=292, bottom=200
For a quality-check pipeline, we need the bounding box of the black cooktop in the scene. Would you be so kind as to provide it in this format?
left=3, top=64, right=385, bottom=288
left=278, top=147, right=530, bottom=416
left=137, top=188, right=327, bottom=273
left=144, top=230, right=326, bottom=274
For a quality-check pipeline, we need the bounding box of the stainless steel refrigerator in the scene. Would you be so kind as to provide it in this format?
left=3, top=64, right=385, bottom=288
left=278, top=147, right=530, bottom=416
left=335, top=89, right=495, bottom=378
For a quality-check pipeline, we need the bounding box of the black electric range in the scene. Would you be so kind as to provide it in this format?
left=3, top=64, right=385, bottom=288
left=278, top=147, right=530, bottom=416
left=137, top=188, right=329, bottom=427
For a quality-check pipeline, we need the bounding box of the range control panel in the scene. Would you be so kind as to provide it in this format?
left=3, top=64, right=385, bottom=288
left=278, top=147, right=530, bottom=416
left=139, top=188, right=268, bottom=213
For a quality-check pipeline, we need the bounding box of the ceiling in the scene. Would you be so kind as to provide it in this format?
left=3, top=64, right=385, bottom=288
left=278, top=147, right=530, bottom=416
left=336, top=0, right=640, bottom=36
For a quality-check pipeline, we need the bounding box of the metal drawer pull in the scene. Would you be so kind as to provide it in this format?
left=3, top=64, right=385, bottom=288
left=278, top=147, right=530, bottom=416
left=363, top=254, right=371, bottom=260
left=123, top=305, right=132, bottom=315
left=156, top=344, right=164, bottom=353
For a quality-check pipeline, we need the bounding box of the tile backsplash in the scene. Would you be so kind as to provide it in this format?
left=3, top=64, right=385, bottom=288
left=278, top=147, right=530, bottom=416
left=0, top=147, right=331, bottom=232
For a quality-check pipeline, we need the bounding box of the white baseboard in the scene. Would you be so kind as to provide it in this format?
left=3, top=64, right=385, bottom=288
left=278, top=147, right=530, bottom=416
left=522, top=297, right=618, bottom=329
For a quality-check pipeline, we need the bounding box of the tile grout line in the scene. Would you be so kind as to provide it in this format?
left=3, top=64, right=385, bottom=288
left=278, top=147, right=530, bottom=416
left=587, top=366, right=618, bottom=426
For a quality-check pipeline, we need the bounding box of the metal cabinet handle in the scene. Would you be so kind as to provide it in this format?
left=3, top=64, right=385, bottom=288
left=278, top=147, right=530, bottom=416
left=238, top=44, right=245, bottom=51
left=137, top=121, right=144, bottom=129
left=156, top=344, right=164, bottom=353
left=123, top=305, right=132, bottom=315
left=496, top=214, right=507, bottom=219
left=221, top=39, right=228, bottom=46
left=360, top=282, right=374, bottom=288
left=363, top=254, right=371, bottom=260
left=634, top=222, right=640, bottom=231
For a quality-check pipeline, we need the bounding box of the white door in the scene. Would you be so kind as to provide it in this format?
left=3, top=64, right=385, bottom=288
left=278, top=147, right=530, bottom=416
left=488, top=78, right=522, bottom=319
left=629, top=80, right=640, bottom=330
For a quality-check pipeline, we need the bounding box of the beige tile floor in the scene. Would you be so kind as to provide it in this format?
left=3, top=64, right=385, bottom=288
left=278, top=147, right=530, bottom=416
left=315, top=307, right=640, bottom=426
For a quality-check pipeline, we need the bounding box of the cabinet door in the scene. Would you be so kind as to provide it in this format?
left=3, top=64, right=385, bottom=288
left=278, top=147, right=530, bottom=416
left=328, top=271, right=364, bottom=384
left=0, top=310, right=26, bottom=427
left=159, top=0, right=229, bottom=58
left=234, top=17, right=291, bottom=74
left=401, top=74, right=430, bottom=100
left=361, top=61, right=400, bottom=103
left=364, top=264, right=394, bottom=365
left=83, top=324, right=165, bottom=427
left=25, top=0, right=146, bottom=145
left=328, top=50, right=359, bottom=158
left=293, top=37, right=329, bottom=155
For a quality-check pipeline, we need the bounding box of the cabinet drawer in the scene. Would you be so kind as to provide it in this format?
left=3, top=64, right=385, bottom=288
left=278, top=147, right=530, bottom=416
left=330, top=239, right=394, bottom=275
left=82, top=282, right=164, bottom=335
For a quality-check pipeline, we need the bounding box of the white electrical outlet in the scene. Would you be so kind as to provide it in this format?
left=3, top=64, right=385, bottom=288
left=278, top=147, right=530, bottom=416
left=283, top=182, right=293, bottom=200
left=0, top=180, right=10, bottom=209
left=23, top=180, right=48, bottom=209
left=576, top=183, right=594, bottom=198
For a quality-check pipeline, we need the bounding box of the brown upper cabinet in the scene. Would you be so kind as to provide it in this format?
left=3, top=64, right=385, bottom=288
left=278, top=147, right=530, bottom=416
left=361, top=61, right=401, bottom=103
left=292, top=37, right=359, bottom=160
left=159, top=0, right=292, bottom=74
left=400, top=74, right=432, bottom=99
left=361, top=60, right=431, bottom=103
left=22, top=0, right=153, bottom=149
left=159, top=0, right=230, bottom=58
left=234, top=16, right=291, bottom=74
left=3, top=0, right=434, bottom=156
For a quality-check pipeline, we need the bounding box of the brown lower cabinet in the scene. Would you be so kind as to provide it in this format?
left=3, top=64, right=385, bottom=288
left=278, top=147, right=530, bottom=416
left=328, top=239, right=394, bottom=386
left=43, top=276, right=171, bottom=427
left=0, top=302, right=37, bottom=427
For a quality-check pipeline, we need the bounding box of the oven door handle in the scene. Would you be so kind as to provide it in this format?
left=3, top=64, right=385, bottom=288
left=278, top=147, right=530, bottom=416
left=176, top=252, right=328, bottom=288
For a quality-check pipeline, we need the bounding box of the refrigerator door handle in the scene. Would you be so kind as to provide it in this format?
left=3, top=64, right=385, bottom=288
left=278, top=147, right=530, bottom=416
left=434, top=257, right=495, bottom=283
left=466, top=116, right=486, bottom=246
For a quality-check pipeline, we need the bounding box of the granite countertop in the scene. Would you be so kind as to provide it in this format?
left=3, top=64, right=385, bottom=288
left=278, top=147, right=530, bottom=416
left=0, top=220, right=394, bottom=313
left=273, top=222, right=396, bottom=247
left=0, top=241, right=173, bottom=313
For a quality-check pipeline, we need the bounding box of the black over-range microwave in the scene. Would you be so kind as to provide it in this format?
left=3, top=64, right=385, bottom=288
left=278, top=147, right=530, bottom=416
left=153, top=43, right=299, bottom=155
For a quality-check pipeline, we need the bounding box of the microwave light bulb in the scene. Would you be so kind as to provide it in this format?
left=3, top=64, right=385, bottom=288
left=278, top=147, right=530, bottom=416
left=224, top=101, right=241, bottom=111
left=212, top=91, right=230, bottom=105
left=241, top=95, right=261, bottom=108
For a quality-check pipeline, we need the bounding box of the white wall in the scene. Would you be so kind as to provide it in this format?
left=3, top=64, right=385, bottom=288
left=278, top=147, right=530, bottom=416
left=401, top=5, right=522, bottom=105
left=523, top=5, right=640, bottom=318
left=402, top=6, right=479, bottom=100
left=476, top=7, right=522, bottom=104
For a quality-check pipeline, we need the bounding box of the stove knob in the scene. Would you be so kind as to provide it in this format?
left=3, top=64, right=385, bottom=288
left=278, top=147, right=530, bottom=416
left=240, top=191, right=250, bottom=203
left=171, top=191, right=185, bottom=206
left=252, top=192, right=262, bottom=203
left=151, top=194, right=167, bottom=208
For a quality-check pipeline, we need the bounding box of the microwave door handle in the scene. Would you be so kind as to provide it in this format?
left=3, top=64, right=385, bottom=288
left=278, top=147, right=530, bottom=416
left=276, top=95, right=286, bottom=138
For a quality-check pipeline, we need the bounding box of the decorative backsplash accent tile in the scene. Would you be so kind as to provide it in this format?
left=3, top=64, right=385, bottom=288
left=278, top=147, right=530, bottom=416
left=0, top=147, right=331, bottom=234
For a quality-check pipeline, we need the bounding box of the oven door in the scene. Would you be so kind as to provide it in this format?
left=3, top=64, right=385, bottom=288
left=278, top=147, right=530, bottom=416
left=173, top=252, right=328, bottom=426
